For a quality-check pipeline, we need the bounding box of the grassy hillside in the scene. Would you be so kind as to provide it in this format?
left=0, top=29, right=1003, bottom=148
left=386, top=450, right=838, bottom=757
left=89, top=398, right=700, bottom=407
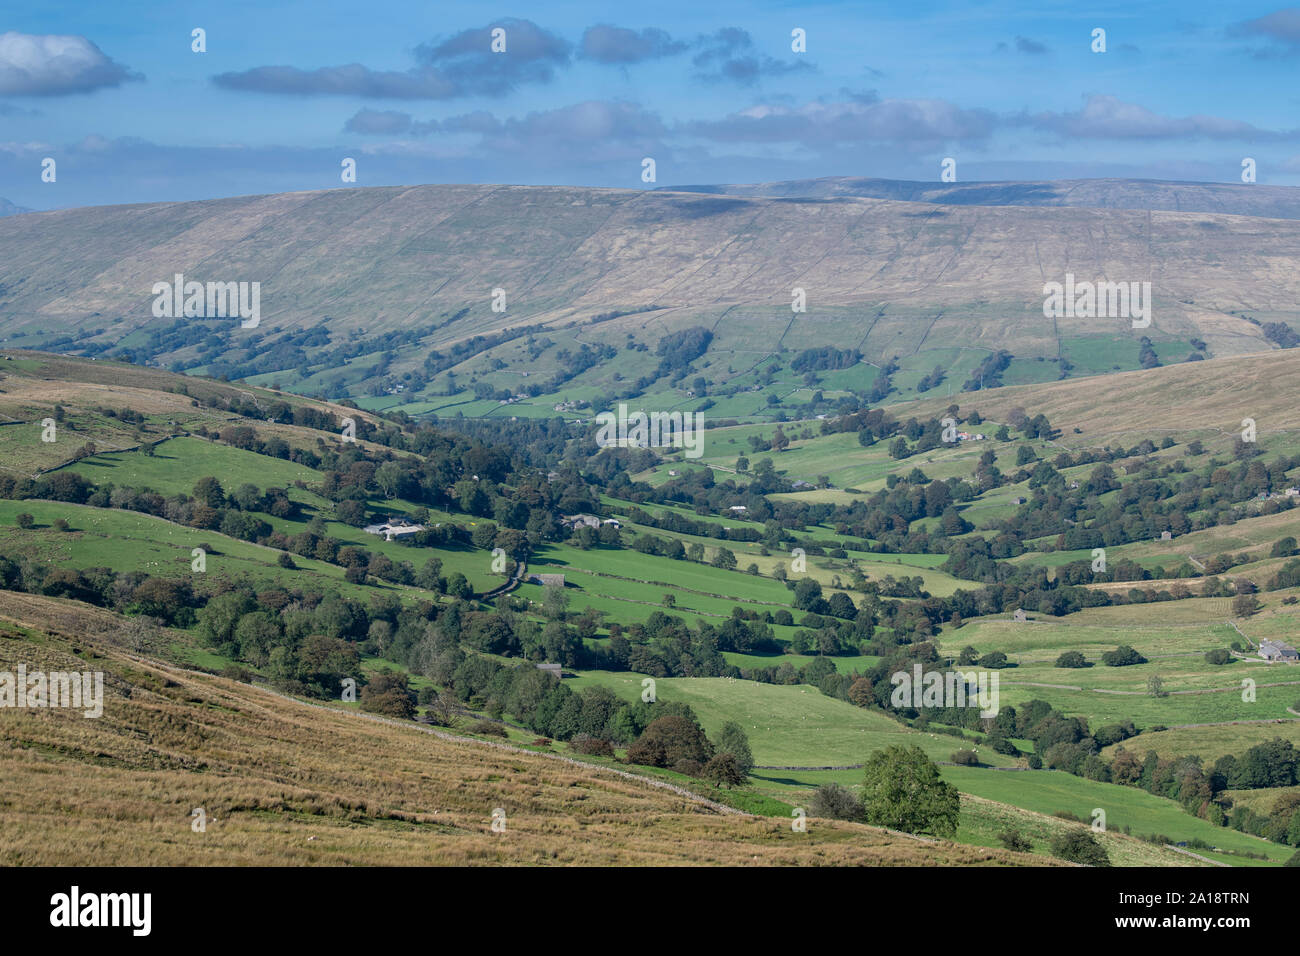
left=2, top=350, right=1299, bottom=866
left=0, top=590, right=1037, bottom=866
left=899, top=348, right=1300, bottom=444
left=5, top=182, right=1300, bottom=417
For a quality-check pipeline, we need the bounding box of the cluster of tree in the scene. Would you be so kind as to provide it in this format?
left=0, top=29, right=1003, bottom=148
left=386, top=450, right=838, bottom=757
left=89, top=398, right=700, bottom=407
left=1266, top=557, right=1300, bottom=590
left=790, top=346, right=862, bottom=372
left=1137, top=336, right=1161, bottom=369
left=787, top=616, right=873, bottom=657
left=222, top=322, right=444, bottom=387
left=1048, top=830, right=1110, bottom=866
left=1001, top=452, right=1300, bottom=553
left=154, top=320, right=333, bottom=378
left=621, top=505, right=763, bottom=544
left=1102, top=645, right=1148, bottom=666
left=1091, top=739, right=1300, bottom=843
left=0, top=555, right=202, bottom=628
left=963, top=350, right=1012, bottom=391
left=421, top=325, right=546, bottom=381
left=736, top=653, right=861, bottom=692
left=915, top=366, right=945, bottom=393
left=628, top=327, right=714, bottom=391
left=822, top=406, right=901, bottom=445
left=867, top=357, right=899, bottom=404
left=625, top=713, right=753, bottom=787
left=431, top=651, right=754, bottom=783
left=1223, top=790, right=1300, bottom=846
left=1259, top=320, right=1300, bottom=350
left=0, top=556, right=407, bottom=703
left=178, top=380, right=359, bottom=438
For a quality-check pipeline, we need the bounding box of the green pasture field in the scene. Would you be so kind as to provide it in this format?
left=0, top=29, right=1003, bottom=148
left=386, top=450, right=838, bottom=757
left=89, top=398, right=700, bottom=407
left=1101, top=722, right=1300, bottom=764
left=65, top=436, right=323, bottom=495
left=0, top=415, right=157, bottom=476
left=591, top=505, right=975, bottom=598
left=1220, top=784, right=1300, bottom=815
left=739, top=766, right=1196, bottom=864
left=59, top=435, right=505, bottom=591
left=720, top=760, right=1282, bottom=865
left=563, top=670, right=1015, bottom=769
left=530, top=542, right=794, bottom=604
left=951, top=793, right=1210, bottom=866
left=0, top=498, right=437, bottom=604
left=940, top=766, right=1290, bottom=865
left=721, top=650, right=877, bottom=673
left=939, top=611, right=1300, bottom=725
left=543, top=566, right=790, bottom=625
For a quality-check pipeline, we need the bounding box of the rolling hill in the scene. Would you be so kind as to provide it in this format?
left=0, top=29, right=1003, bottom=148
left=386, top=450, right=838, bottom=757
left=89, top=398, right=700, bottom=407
left=2, top=179, right=1300, bottom=413
left=2, top=348, right=1298, bottom=864
left=672, top=176, right=1300, bottom=220
left=899, top=346, right=1300, bottom=443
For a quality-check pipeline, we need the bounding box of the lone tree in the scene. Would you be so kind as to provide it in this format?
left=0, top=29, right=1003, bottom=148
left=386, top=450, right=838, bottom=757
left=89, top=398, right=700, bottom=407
left=1055, top=650, right=1088, bottom=668
left=848, top=676, right=875, bottom=707
left=537, top=577, right=575, bottom=617
left=1232, top=593, right=1260, bottom=618
left=360, top=670, right=416, bottom=720
left=628, top=714, right=713, bottom=768
left=1102, top=645, right=1147, bottom=667
left=809, top=783, right=863, bottom=821
left=997, top=828, right=1032, bottom=853
left=702, top=753, right=746, bottom=789
left=1050, top=830, right=1110, bottom=866
left=859, top=745, right=960, bottom=838
left=715, top=721, right=754, bottom=776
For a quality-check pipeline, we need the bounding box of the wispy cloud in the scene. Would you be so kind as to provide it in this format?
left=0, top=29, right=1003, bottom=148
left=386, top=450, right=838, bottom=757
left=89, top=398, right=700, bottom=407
left=1018, top=94, right=1300, bottom=141
left=215, top=18, right=569, bottom=99
left=684, top=95, right=996, bottom=145
left=691, top=28, right=812, bottom=85
left=579, top=24, right=687, bottom=64
left=1230, top=6, right=1300, bottom=50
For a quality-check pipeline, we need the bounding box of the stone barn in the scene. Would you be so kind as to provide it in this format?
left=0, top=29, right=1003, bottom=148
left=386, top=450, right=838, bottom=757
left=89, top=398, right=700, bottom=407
left=1260, top=640, right=1299, bottom=662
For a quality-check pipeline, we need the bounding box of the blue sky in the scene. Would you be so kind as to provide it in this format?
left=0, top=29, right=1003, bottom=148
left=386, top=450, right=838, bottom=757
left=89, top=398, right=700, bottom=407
left=5, top=0, right=1300, bottom=208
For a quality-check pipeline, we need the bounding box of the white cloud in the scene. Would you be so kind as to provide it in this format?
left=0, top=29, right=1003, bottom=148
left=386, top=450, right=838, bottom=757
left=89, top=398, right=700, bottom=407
left=0, top=32, right=139, bottom=95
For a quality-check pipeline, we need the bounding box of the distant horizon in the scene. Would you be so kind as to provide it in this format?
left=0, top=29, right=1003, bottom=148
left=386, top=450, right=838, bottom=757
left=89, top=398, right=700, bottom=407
left=6, top=2, right=1300, bottom=209
left=6, top=170, right=1299, bottom=216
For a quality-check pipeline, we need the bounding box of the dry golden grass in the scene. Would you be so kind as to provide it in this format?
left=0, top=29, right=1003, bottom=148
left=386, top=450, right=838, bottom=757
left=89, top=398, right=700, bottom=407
left=0, top=592, right=1045, bottom=866
left=900, top=348, right=1300, bottom=443
left=0, top=350, right=391, bottom=424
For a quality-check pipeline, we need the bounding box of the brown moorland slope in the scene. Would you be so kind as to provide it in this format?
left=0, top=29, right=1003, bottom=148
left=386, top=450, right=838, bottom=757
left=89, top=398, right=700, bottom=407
left=0, top=591, right=1043, bottom=866
left=893, top=347, right=1300, bottom=444
left=681, top=176, right=1300, bottom=220
left=2, top=183, right=1299, bottom=366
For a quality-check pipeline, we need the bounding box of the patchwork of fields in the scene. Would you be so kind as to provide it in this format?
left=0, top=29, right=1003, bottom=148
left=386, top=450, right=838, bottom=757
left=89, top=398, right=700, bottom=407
left=2, top=349, right=1299, bottom=866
